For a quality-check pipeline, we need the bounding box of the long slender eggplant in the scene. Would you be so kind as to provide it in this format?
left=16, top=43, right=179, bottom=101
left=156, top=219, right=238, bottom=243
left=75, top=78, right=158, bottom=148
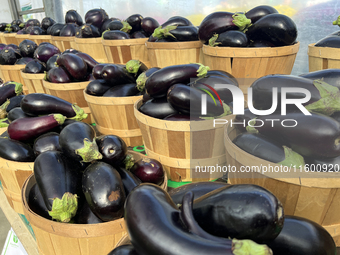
left=161, top=16, right=193, bottom=27
left=7, top=107, right=32, bottom=122
left=249, top=112, right=340, bottom=158
left=28, top=183, right=51, bottom=220
left=92, top=63, right=109, bottom=79
left=8, top=114, right=65, bottom=141
left=299, top=68, right=340, bottom=89
left=169, top=181, right=229, bottom=205
left=74, top=200, right=103, bottom=224
left=193, top=184, right=284, bottom=243
left=75, top=52, right=99, bottom=71
left=56, top=53, right=88, bottom=81
left=139, top=97, right=178, bottom=119
left=125, top=184, right=273, bottom=255
left=101, top=64, right=135, bottom=85
left=34, top=151, right=82, bottom=222
left=20, top=93, right=88, bottom=121
left=85, top=79, right=113, bottom=96
left=209, top=30, right=248, bottom=47
left=265, top=216, right=336, bottom=255
left=141, top=17, right=159, bottom=36
left=136, top=67, right=160, bottom=91
left=96, top=135, right=127, bottom=166
left=102, top=30, right=131, bottom=40
left=59, top=122, right=102, bottom=162
left=245, top=5, right=278, bottom=23
left=108, top=245, right=139, bottom=255
left=145, top=64, right=209, bottom=98
left=103, top=84, right=139, bottom=97
left=82, top=162, right=126, bottom=221
left=0, top=137, right=35, bottom=162
left=116, top=167, right=141, bottom=197
left=33, top=132, right=61, bottom=156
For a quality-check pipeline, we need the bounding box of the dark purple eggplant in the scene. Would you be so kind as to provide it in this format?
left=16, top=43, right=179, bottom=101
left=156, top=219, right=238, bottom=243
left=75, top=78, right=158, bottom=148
left=169, top=181, right=229, bottom=205
left=130, top=158, right=164, bottom=185
left=315, top=35, right=340, bottom=48
left=85, top=79, right=113, bottom=96
left=87, top=73, right=95, bottom=81
left=41, top=17, right=56, bottom=30
left=20, top=93, right=88, bottom=121
left=16, top=29, right=28, bottom=35
left=130, top=31, right=147, bottom=38
left=75, top=52, right=99, bottom=71
left=245, top=5, right=278, bottom=23
left=0, top=137, right=35, bottom=162
left=82, top=161, right=125, bottom=221
left=59, top=23, right=78, bottom=37
left=305, top=154, right=340, bottom=172
left=59, top=122, right=102, bottom=162
left=45, top=54, right=60, bottom=71
left=145, top=63, right=209, bottom=98
left=85, top=9, right=109, bottom=29
left=300, top=69, right=340, bottom=89
left=245, top=13, right=297, bottom=47
left=74, top=200, right=103, bottom=224
left=0, top=44, right=6, bottom=51
left=167, top=26, right=198, bottom=41
left=125, top=184, right=272, bottom=255
left=34, top=43, right=60, bottom=63
left=116, top=166, right=141, bottom=197
left=92, top=63, right=109, bottom=79
left=193, top=184, right=284, bottom=243
left=101, top=18, right=120, bottom=33
left=101, top=64, right=135, bottom=85
left=25, top=19, right=40, bottom=28
left=56, top=53, right=88, bottom=81
left=250, top=112, right=340, bottom=158
left=0, top=82, right=23, bottom=106
left=65, top=10, right=83, bottom=26
left=30, top=26, right=45, bottom=35
left=18, top=39, right=37, bottom=57
left=33, top=132, right=61, bottom=156
left=49, top=23, right=65, bottom=36
left=4, top=44, right=20, bottom=52
left=136, top=67, right=160, bottom=91
left=8, top=114, right=65, bottom=141
left=0, top=23, right=7, bottom=31
left=28, top=183, right=51, bottom=220
left=0, top=94, right=25, bottom=118
left=76, top=24, right=101, bottom=38
left=141, top=17, right=159, bottom=37
left=126, top=14, right=144, bottom=33
left=46, top=66, right=72, bottom=83
left=102, top=30, right=130, bottom=40
left=248, top=40, right=275, bottom=47
left=11, top=20, right=22, bottom=26
left=7, top=107, right=31, bottom=122
left=96, top=135, right=127, bottom=165
left=7, top=24, right=20, bottom=33
left=24, top=59, right=46, bottom=74
left=62, top=48, right=80, bottom=54
left=107, top=245, right=139, bottom=255
left=102, top=84, right=139, bottom=97
left=266, top=216, right=336, bottom=255
left=161, top=16, right=193, bottom=27
left=34, top=151, right=82, bottom=222
left=209, top=30, right=248, bottom=47
left=139, top=97, right=178, bottom=119
left=163, top=113, right=192, bottom=120
left=198, top=12, right=251, bottom=44
left=142, top=93, right=151, bottom=103
left=15, top=57, right=34, bottom=65
left=0, top=49, right=20, bottom=65
left=107, top=20, right=132, bottom=33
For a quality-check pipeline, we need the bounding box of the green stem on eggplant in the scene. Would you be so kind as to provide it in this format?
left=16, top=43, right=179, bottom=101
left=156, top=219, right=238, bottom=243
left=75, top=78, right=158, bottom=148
left=277, top=146, right=305, bottom=168
left=199, top=102, right=232, bottom=120
left=0, top=118, right=8, bottom=128
left=152, top=26, right=163, bottom=39
left=333, top=15, right=340, bottom=27
left=208, top=34, right=221, bottom=47
left=232, top=13, right=252, bottom=33
left=120, top=21, right=132, bottom=33
left=136, top=72, right=147, bottom=91
left=68, top=105, right=88, bottom=121
left=126, top=60, right=141, bottom=76
left=161, top=25, right=178, bottom=39
left=52, top=114, right=66, bottom=125
left=48, top=192, right=78, bottom=223
left=101, top=29, right=110, bottom=39
left=14, top=82, right=23, bottom=95
left=232, top=239, right=273, bottom=255
left=0, top=100, right=10, bottom=119
left=246, top=118, right=259, bottom=133
left=195, top=63, right=210, bottom=77
left=19, top=23, right=24, bottom=28
left=123, top=154, right=135, bottom=171
left=75, top=138, right=103, bottom=162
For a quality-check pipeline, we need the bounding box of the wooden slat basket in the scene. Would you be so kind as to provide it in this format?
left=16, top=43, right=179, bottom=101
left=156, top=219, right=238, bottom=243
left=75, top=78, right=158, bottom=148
left=3, top=33, right=18, bottom=45
left=308, top=43, right=340, bottom=72
left=22, top=174, right=127, bottom=255
left=225, top=123, right=340, bottom=245
left=0, top=33, right=5, bottom=44
left=203, top=42, right=300, bottom=94
left=74, top=37, right=108, bottom=63
left=0, top=64, right=28, bottom=94
left=51, top=36, right=76, bottom=52
left=15, top=34, right=30, bottom=45
left=134, top=98, right=231, bottom=182
left=103, top=38, right=150, bottom=66
left=43, top=80, right=93, bottom=124
left=20, top=70, right=46, bottom=94
left=145, top=41, right=203, bottom=68
left=84, top=91, right=143, bottom=147
left=29, top=35, right=52, bottom=45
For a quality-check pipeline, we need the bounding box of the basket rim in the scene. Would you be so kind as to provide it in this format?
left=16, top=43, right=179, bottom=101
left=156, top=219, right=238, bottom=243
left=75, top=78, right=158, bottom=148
left=42, top=79, right=90, bottom=90
left=102, top=37, right=148, bottom=46
left=145, top=40, right=203, bottom=49
left=20, top=69, right=45, bottom=78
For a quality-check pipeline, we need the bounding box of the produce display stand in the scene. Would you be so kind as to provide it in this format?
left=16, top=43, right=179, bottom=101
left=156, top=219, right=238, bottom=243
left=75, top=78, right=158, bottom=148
left=308, top=43, right=340, bottom=72
left=51, top=36, right=76, bottom=52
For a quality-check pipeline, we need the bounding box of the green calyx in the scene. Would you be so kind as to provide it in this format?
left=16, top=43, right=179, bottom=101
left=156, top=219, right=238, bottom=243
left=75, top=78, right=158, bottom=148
left=246, top=118, right=259, bottom=133
left=101, top=29, right=110, bottom=39
left=0, top=118, right=8, bottom=128
left=19, top=23, right=25, bottom=28
left=123, top=154, right=135, bottom=171
left=232, top=239, right=273, bottom=255
left=14, top=82, right=23, bottom=95
left=208, top=34, right=221, bottom=47
left=120, top=21, right=132, bottom=33
left=52, top=114, right=66, bottom=125
left=68, top=104, right=88, bottom=121
left=333, top=15, right=340, bottom=27
left=48, top=192, right=78, bottom=223
left=126, top=60, right=141, bottom=76
left=0, top=100, right=10, bottom=119
left=195, top=63, right=210, bottom=78
left=305, top=79, right=340, bottom=116
left=199, top=102, right=232, bottom=120
left=232, top=13, right=252, bottom=33
left=278, top=146, right=305, bottom=168
left=152, top=26, right=163, bottom=39
left=136, top=72, right=147, bottom=91
left=75, top=138, right=103, bottom=162
left=152, top=25, right=177, bottom=39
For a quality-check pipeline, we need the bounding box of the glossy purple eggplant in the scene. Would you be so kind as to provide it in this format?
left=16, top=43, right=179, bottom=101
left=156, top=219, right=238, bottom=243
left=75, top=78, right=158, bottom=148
left=24, top=59, right=46, bottom=73
left=65, top=10, right=83, bottom=26
left=136, top=67, right=160, bottom=91
left=101, top=18, right=120, bottom=33
left=75, top=52, right=99, bottom=71
left=74, top=200, right=103, bottom=224
left=248, top=40, right=275, bottom=47
left=7, top=107, right=31, bottom=122
left=92, top=63, right=109, bottom=79
left=85, top=79, right=113, bottom=96
left=0, top=94, right=24, bottom=118
left=46, top=66, right=72, bottom=83
left=0, top=137, right=35, bottom=162
left=139, top=97, right=178, bottom=119
left=33, top=132, right=61, bottom=156
left=29, top=26, right=45, bottom=35
left=245, top=5, right=278, bottom=23
left=15, top=57, right=34, bottom=65
left=299, top=69, right=340, bottom=89
left=169, top=26, right=198, bottom=41
left=107, top=20, right=132, bottom=33
left=85, top=9, right=109, bottom=29
left=56, top=53, right=88, bottom=81
left=76, top=24, right=101, bottom=38
left=45, top=54, right=59, bottom=71
left=209, top=30, right=248, bottom=47
left=141, top=17, right=159, bottom=36
left=41, top=17, right=56, bottom=30
left=18, top=39, right=37, bottom=57
left=49, top=23, right=64, bottom=36
left=0, top=49, right=20, bottom=65
left=28, top=183, right=51, bottom=220
left=161, top=16, right=193, bottom=27
left=101, top=64, right=135, bottom=85
left=116, top=167, right=141, bottom=197
left=130, top=158, right=164, bottom=185
left=0, top=82, right=23, bottom=106
left=102, top=30, right=130, bottom=40
left=103, top=83, right=139, bottom=97
left=59, top=23, right=78, bottom=36
left=126, top=14, right=144, bottom=33
left=34, top=43, right=60, bottom=63
left=130, top=31, right=147, bottom=38
left=96, top=135, right=127, bottom=166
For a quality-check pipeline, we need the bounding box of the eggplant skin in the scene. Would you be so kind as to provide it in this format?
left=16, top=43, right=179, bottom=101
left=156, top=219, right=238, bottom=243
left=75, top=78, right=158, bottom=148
left=107, top=245, right=139, bottom=255
left=315, top=36, right=340, bottom=48
left=74, top=200, right=103, bottom=224
left=299, top=69, right=340, bottom=89
left=266, top=216, right=336, bottom=255
left=139, top=97, right=178, bottom=119
left=85, top=79, right=112, bottom=96
left=103, top=84, right=139, bottom=97
left=245, top=5, right=278, bottom=23
left=28, top=183, right=51, bottom=220
left=169, top=26, right=198, bottom=41
left=214, top=30, right=248, bottom=47
left=0, top=137, right=35, bottom=162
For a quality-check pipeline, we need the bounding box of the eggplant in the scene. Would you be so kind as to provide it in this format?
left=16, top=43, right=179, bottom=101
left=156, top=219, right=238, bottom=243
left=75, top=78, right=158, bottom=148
left=0, top=137, right=35, bottom=162
left=125, top=184, right=272, bottom=255
left=65, top=10, right=83, bottom=26
left=24, top=59, right=46, bottom=74
left=4, top=44, right=20, bottom=52
left=245, top=5, right=278, bottom=23
left=305, top=154, right=340, bottom=172
left=161, top=16, right=193, bottom=27
left=15, top=57, right=34, bottom=65
left=92, top=63, right=109, bottom=79
left=11, top=20, right=22, bottom=26
left=107, top=20, right=132, bottom=33
left=18, top=39, right=37, bottom=58
left=7, top=24, right=20, bottom=33
left=102, top=84, right=139, bottom=97
left=300, top=68, right=340, bottom=89
left=34, top=151, right=82, bottom=222
left=136, top=67, right=161, bottom=91
left=8, top=114, right=65, bottom=141
left=75, top=52, right=99, bottom=71
left=96, top=135, right=127, bottom=166
left=25, top=19, right=40, bottom=28
left=0, top=44, right=6, bottom=51
left=315, top=35, right=340, bottom=48
left=0, top=23, right=8, bottom=31
left=163, top=113, right=192, bottom=120
left=130, top=158, right=164, bottom=185
left=62, top=48, right=80, bottom=54
left=169, top=181, right=229, bottom=205
left=33, top=132, right=61, bottom=156
left=101, top=17, right=120, bottom=33
left=16, top=29, right=28, bottom=35
left=102, top=30, right=130, bottom=40
left=7, top=107, right=31, bottom=122
left=45, top=54, right=59, bottom=71
left=193, top=184, right=284, bottom=243
left=266, top=216, right=336, bottom=255
left=85, top=8, right=109, bottom=29
left=249, top=112, right=340, bottom=158
left=56, top=53, right=88, bottom=81
left=29, top=26, right=45, bottom=35
left=245, top=14, right=297, bottom=47
left=0, top=82, right=23, bottom=106
left=76, top=24, right=101, bottom=38
left=130, top=31, right=146, bottom=38
left=59, top=122, right=102, bottom=162
left=28, top=183, right=51, bottom=220
left=59, top=23, right=78, bottom=37
left=142, top=93, right=151, bottom=103
left=0, top=95, right=25, bottom=118
left=0, top=49, right=20, bottom=65
left=116, top=167, right=141, bottom=197
left=248, top=40, right=275, bottom=47
left=46, top=66, right=72, bottom=83
left=82, top=162, right=126, bottom=221
left=41, top=17, right=56, bottom=30
left=167, top=26, right=198, bottom=41
left=139, top=97, right=178, bottom=119
left=126, top=14, right=144, bottom=33
left=49, top=23, right=65, bottom=36
left=101, top=64, right=135, bottom=85
left=167, top=84, right=227, bottom=117
left=198, top=12, right=250, bottom=44
left=141, top=17, right=159, bottom=36
left=145, top=63, right=209, bottom=98
left=34, top=43, right=60, bottom=63
left=20, top=93, right=88, bottom=121
left=74, top=200, right=103, bottom=224
left=85, top=79, right=113, bottom=96
left=107, top=245, right=139, bottom=255
left=209, top=30, right=248, bottom=47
